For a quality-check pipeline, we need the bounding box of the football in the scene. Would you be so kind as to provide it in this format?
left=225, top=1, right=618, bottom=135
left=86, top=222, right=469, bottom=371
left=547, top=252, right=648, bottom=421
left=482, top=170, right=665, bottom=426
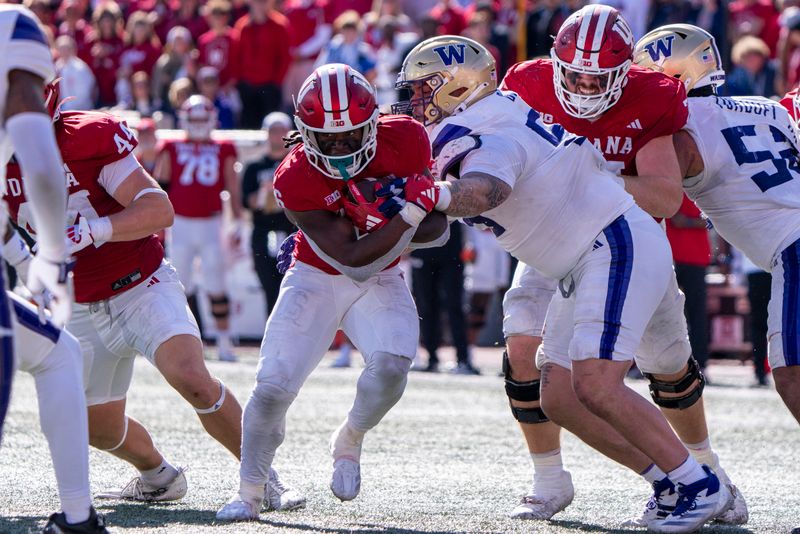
left=343, top=177, right=448, bottom=243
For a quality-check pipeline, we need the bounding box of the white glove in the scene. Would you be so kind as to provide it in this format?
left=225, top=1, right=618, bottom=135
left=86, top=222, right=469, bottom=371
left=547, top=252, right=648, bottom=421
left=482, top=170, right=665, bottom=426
left=66, top=216, right=112, bottom=255
left=26, top=254, right=74, bottom=327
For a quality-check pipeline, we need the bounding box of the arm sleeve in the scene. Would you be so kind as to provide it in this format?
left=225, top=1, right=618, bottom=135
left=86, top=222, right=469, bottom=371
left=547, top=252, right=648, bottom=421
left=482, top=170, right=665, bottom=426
left=460, top=134, right=527, bottom=188
left=304, top=227, right=416, bottom=282
left=7, top=113, right=67, bottom=260
left=97, top=152, right=144, bottom=196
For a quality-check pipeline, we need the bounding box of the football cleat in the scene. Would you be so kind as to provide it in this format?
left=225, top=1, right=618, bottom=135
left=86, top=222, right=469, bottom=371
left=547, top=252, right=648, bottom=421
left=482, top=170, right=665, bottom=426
left=648, top=466, right=733, bottom=533
left=620, top=477, right=677, bottom=528
left=42, top=507, right=109, bottom=534
left=96, top=466, right=188, bottom=502
left=329, top=421, right=363, bottom=501
left=509, top=470, right=574, bottom=520
left=216, top=495, right=261, bottom=522
left=264, top=468, right=306, bottom=511
left=712, top=467, right=748, bottom=525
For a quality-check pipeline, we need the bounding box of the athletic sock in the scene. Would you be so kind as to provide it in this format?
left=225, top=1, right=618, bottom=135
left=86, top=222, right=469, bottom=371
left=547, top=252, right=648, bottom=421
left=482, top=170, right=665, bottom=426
left=684, top=437, right=719, bottom=469
left=531, top=449, right=565, bottom=488
left=641, top=463, right=668, bottom=485
left=140, top=459, right=179, bottom=488
left=667, top=456, right=707, bottom=487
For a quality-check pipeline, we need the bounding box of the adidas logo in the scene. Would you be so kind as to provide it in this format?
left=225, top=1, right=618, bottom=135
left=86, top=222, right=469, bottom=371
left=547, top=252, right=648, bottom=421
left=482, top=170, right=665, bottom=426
left=422, top=188, right=437, bottom=201
left=592, top=240, right=603, bottom=250
left=365, top=214, right=383, bottom=231
left=627, top=119, right=642, bottom=130
left=147, top=276, right=160, bottom=288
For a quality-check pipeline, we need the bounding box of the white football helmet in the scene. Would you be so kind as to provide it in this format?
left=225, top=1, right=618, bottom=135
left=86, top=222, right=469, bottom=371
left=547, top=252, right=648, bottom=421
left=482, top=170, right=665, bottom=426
left=178, top=95, right=217, bottom=141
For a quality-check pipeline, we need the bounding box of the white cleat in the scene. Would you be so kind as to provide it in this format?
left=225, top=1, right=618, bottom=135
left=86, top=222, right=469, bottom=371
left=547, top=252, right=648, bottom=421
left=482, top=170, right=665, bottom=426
left=648, top=466, right=733, bottom=533
left=331, top=458, right=361, bottom=501
left=509, top=470, right=574, bottom=520
left=329, top=421, right=363, bottom=501
left=264, top=468, right=306, bottom=511
left=96, top=466, right=188, bottom=502
left=620, top=477, right=677, bottom=528
left=216, top=494, right=261, bottom=521
left=712, top=467, right=748, bottom=525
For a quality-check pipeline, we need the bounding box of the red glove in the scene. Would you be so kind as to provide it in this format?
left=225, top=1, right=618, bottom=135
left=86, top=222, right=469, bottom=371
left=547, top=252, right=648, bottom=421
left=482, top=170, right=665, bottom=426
left=403, top=173, right=439, bottom=213
left=342, top=181, right=391, bottom=232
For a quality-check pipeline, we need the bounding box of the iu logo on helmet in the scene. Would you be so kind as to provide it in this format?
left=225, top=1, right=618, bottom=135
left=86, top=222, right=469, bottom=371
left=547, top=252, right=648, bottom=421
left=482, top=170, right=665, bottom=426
left=433, top=44, right=466, bottom=66
left=644, top=35, right=675, bottom=62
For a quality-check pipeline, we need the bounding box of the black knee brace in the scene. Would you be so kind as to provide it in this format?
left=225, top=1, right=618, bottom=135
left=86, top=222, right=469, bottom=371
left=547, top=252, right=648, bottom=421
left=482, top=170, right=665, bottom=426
left=503, top=350, right=548, bottom=423
left=644, top=357, right=705, bottom=410
left=209, top=295, right=230, bottom=319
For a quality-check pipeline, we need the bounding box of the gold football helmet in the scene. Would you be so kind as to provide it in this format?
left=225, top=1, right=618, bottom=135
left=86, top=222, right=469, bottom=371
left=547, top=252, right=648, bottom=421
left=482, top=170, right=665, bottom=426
left=393, top=35, right=496, bottom=127
left=633, top=24, right=725, bottom=93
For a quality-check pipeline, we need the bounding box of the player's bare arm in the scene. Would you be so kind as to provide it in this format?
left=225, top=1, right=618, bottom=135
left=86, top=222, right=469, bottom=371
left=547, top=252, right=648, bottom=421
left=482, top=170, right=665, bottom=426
left=287, top=208, right=413, bottom=268
left=438, top=172, right=511, bottom=218
left=672, top=130, right=705, bottom=180
left=105, top=168, right=174, bottom=241
left=622, top=135, right=683, bottom=218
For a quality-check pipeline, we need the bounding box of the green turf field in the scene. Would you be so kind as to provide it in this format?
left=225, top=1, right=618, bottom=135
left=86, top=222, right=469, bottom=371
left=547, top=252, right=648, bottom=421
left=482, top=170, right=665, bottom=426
left=1, top=347, right=797, bottom=533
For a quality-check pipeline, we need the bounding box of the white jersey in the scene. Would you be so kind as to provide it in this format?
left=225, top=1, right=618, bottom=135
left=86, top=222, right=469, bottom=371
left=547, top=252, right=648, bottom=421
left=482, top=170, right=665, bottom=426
left=430, top=91, right=635, bottom=279
left=684, top=96, right=800, bottom=271
left=0, top=5, right=55, bottom=190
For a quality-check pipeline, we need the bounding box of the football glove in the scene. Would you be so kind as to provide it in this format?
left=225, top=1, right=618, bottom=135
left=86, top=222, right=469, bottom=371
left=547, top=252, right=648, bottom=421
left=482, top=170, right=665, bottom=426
left=66, top=216, right=112, bottom=255
left=342, top=181, right=394, bottom=232
left=27, top=254, right=75, bottom=327
left=276, top=232, right=297, bottom=274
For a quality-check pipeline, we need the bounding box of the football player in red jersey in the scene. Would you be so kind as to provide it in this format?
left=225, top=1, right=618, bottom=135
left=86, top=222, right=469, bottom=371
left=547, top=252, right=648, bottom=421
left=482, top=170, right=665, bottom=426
left=4, top=81, right=305, bottom=511
left=780, top=87, right=800, bottom=126
left=498, top=4, right=746, bottom=525
left=155, top=95, right=243, bottom=362
left=216, top=63, right=447, bottom=521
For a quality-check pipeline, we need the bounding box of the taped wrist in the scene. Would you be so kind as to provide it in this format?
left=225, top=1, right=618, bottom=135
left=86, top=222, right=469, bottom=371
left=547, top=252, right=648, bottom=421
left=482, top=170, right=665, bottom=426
left=399, top=203, right=427, bottom=227
left=88, top=216, right=113, bottom=242
left=435, top=182, right=452, bottom=211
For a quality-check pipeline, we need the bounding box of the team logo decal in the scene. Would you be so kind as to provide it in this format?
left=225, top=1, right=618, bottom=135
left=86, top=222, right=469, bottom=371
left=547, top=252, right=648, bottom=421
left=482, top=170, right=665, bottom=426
left=644, top=35, right=675, bottom=62
left=433, top=44, right=466, bottom=66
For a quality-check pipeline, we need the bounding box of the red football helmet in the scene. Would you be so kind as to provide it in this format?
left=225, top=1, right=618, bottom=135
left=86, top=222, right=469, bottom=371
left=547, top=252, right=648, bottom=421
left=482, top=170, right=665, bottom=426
left=294, top=63, right=379, bottom=180
left=551, top=5, right=635, bottom=119
left=178, top=95, right=217, bottom=141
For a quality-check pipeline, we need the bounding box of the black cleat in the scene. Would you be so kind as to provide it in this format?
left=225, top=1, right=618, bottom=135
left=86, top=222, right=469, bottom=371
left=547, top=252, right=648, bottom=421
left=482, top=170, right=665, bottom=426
left=43, top=507, right=109, bottom=534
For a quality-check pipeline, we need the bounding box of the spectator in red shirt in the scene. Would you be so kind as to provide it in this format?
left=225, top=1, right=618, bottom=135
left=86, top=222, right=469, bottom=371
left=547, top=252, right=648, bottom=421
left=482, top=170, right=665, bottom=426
left=666, top=195, right=712, bottom=374
left=198, top=0, right=237, bottom=88
left=84, top=2, right=125, bottom=107
left=233, top=0, right=290, bottom=129
left=170, top=0, right=210, bottom=43
left=430, top=0, right=467, bottom=36
left=57, top=0, right=91, bottom=57
left=25, top=0, right=57, bottom=38
left=120, top=12, right=162, bottom=78
left=326, top=0, right=372, bottom=21
left=730, top=0, right=781, bottom=57
left=152, top=25, right=195, bottom=111
left=151, top=0, right=177, bottom=43
left=282, top=0, right=332, bottom=109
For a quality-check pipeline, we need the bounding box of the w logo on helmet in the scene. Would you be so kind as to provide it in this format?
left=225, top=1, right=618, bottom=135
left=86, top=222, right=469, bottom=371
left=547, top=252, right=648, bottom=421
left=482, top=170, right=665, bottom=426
left=644, top=35, right=675, bottom=62
left=433, top=44, right=466, bottom=66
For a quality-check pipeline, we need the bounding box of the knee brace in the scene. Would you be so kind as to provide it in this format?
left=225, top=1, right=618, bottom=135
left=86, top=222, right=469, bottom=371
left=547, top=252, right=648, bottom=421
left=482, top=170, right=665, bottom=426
left=209, top=295, right=230, bottom=320
left=644, top=357, right=705, bottom=410
left=503, top=351, right=548, bottom=423
left=195, top=380, right=227, bottom=414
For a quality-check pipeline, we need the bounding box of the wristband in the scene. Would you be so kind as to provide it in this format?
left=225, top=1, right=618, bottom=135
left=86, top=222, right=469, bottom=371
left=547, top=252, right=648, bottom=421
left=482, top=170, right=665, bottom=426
left=435, top=182, right=452, bottom=211
left=398, top=203, right=427, bottom=227
left=3, top=230, right=31, bottom=267
left=88, top=216, right=113, bottom=242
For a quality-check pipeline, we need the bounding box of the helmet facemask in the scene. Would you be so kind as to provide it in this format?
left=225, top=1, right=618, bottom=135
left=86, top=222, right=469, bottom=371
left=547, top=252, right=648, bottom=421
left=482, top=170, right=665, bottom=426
left=295, top=107, right=379, bottom=180
left=552, top=48, right=631, bottom=119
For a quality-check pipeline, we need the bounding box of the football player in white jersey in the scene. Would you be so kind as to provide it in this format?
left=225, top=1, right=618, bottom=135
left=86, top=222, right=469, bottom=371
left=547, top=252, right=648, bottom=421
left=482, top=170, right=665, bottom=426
left=0, top=5, right=107, bottom=533
left=394, top=35, right=732, bottom=532
left=637, top=24, right=800, bottom=530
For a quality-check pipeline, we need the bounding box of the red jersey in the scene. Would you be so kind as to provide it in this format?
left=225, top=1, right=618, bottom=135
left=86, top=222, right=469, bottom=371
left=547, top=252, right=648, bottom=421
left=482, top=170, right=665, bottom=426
left=501, top=59, right=688, bottom=175
left=198, top=28, right=237, bottom=86
left=4, top=111, right=164, bottom=303
left=273, top=114, right=430, bottom=275
left=283, top=0, right=330, bottom=60
left=159, top=138, right=237, bottom=218
left=780, top=89, right=798, bottom=122
left=665, top=194, right=710, bottom=267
